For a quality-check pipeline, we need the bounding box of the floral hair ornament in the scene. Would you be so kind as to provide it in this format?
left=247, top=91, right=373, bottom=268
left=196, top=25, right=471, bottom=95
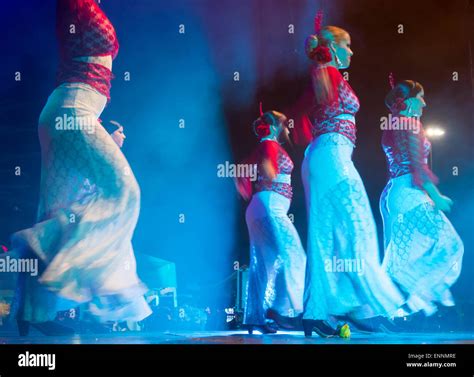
left=314, top=9, right=323, bottom=34
left=253, top=102, right=272, bottom=138
left=305, top=10, right=332, bottom=64
left=388, top=72, right=407, bottom=114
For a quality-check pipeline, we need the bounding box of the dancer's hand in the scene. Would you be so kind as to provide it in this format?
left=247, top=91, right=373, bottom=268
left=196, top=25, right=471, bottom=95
left=235, top=177, right=252, bottom=201
left=423, top=181, right=453, bottom=213
left=433, top=195, right=453, bottom=213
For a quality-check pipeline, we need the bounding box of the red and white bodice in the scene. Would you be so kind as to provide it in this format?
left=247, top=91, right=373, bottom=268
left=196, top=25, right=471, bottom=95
left=309, top=66, right=360, bottom=145
left=254, top=140, right=294, bottom=200
left=382, top=117, right=438, bottom=188
left=56, top=0, right=119, bottom=101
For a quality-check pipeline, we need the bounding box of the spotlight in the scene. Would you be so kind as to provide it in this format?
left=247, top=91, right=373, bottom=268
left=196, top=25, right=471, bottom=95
left=425, top=126, right=445, bottom=138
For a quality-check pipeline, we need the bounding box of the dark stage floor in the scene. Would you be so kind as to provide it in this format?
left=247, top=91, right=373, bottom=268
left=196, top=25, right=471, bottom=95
left=0, top=330, right=473, bottom=345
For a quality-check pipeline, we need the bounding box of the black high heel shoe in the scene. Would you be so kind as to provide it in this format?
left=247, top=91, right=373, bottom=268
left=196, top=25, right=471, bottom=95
left=349, top=316, right=401, bottom=333
left=266, top=309, right=302, bottom=330
left=245, top=324, right=278, bottom=335
left=34, top=321, right=75, bottom=336
left=17, top=320, right=30, bottom=336
left=17, top=320, right=75, bottom=336
left=302, top=319, right=350, bottom=338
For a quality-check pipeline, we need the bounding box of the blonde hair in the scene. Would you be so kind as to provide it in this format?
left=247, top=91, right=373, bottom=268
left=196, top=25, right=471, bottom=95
left=319, top=26, right=349, bottom=47
left=267, top=110, right=287, bottom=127
left=307, top=26, right=350, bottom=104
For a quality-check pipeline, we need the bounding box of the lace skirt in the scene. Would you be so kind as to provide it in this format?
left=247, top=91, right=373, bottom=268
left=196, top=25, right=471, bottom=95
left=380, top=174, right=464, bottom=316
left=244, top=191, right=306, bottom=325
left=302, top=133, right=404, bottom=320
left=11, top=83, right=151, bottom=323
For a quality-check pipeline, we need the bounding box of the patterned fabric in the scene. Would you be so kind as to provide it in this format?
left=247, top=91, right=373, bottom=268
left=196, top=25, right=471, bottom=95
left=57, top=60, right=114, bottom=102
left=380, top=174, right=464, bottom=316
left=57, top=0, right=119, bottom=60
left=382, top=117, right=438, bottom=188
left=255, top=181, right=293, bottom=201
left=10, top=83, right=151, bottom=323
left=56, top=0, right=119, bottom=100
left=254, top=140, right=294, bottom=200
left=311, top=117, right=357, bottom=145
left=302, top=133, right=404, bottom=320
left=310, top=66, right=360, bottom=145
left=244, top=191, right=306, bottom=325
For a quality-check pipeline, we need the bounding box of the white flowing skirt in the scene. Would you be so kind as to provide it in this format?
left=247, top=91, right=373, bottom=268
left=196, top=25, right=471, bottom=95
left=380, top=174, right=464, bottom=316
left=11, top=83, right=152, bottom=323
left=244, top=191, right=306, bottom=325
left=302, top=133, right=404, bottom=320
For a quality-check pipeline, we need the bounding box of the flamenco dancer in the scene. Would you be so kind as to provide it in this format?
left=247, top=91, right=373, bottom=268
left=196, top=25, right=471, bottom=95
left=236, top=107, right=306, bottom=334
left=299, top=12, right=404, bottom=337
left=380, top=76, right=464, bottom=317
left=10, top=0, right=151, bottom=336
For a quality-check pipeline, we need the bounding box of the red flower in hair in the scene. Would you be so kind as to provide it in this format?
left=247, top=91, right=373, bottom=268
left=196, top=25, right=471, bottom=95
left=390, top=97, right=407, bottom=114
left=313, top=46, right=332, bottom=64
left=255, top=123, right=271, bottom=138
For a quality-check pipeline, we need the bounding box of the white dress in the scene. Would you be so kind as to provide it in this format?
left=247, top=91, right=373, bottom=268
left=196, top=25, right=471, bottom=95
left=244, top=142, right=306, bottom=325
left=11, top=83, right=151, bottom=323
left=302, top=133, right=404, bottom=320
left=380, top=124, right=464, bottom=316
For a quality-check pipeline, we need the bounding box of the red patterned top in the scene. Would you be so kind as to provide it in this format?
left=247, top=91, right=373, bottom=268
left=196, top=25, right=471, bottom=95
left=56, top=0, right=119, bottom=100
left=309, top=66, right=360, bottom=145
left=382, top=117, right=438, bottom=188
left=254, top=140, right=294, bottom=200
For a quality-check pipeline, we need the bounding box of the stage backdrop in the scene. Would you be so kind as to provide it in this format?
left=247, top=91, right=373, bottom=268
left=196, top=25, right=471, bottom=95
left=0, top=0, right=472, bottom=330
